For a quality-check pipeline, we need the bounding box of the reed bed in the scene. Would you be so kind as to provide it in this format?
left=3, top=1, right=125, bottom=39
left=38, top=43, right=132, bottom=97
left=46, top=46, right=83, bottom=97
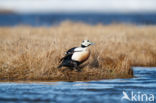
left=0, top=22, right=156, bottom=81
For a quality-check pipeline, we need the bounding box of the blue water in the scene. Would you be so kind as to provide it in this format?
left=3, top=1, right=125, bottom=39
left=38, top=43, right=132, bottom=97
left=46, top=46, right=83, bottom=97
left=0, top=67, right=156, bottom=103
left=0, top=13, right=156, bottom=26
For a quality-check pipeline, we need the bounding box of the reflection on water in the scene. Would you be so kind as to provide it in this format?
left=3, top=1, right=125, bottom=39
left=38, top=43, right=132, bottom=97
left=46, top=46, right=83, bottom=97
left=0, top=67, right=156, bottom=103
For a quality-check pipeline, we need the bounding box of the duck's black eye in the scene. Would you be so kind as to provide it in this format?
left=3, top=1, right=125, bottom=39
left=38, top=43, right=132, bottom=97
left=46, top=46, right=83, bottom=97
left=87, top=40, right=89, bottom=42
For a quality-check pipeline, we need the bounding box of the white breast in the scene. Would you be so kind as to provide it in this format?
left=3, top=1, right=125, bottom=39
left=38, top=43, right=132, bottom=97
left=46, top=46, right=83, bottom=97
left=71, top=47, right=90, bottom=62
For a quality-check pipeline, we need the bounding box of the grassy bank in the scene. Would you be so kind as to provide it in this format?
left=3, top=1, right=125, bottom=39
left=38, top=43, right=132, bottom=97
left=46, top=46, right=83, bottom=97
left=0, top=22, right=156, bottom=81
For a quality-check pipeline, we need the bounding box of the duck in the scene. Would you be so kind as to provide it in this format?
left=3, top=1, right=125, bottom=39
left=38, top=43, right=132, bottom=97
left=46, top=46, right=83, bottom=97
left=58, top=40, right=94, bottom=71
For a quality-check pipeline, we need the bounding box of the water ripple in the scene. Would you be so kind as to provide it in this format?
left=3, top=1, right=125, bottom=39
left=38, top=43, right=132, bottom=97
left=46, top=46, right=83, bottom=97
left=0, top=67, right=156, bottom=103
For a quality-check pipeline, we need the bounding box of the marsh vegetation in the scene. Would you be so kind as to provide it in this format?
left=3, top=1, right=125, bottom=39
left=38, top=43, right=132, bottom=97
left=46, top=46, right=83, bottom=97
left=0, top=22, right=155, bottom=81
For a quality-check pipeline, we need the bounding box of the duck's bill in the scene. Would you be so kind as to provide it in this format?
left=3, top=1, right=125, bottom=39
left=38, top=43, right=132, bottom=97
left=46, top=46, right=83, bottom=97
left=90, top=42, right=95, bottom=45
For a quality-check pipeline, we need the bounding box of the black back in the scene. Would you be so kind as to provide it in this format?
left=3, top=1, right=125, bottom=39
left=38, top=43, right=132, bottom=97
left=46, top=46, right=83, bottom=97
left=59, top=47, right=77, bottom=62
left=66, top=47, right=77, bottom=55
left=58, top=47, right=82, bottom=68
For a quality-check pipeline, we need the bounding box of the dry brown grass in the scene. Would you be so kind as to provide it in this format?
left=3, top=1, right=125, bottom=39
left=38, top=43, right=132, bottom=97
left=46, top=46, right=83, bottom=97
left=0, top=21, right=156, bottom=81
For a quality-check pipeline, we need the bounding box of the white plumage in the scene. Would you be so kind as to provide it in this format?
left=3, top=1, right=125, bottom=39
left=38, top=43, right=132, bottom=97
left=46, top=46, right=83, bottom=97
left=71, top=47, right=90, bottom=62
left=58, top=40, right=94, bottom=71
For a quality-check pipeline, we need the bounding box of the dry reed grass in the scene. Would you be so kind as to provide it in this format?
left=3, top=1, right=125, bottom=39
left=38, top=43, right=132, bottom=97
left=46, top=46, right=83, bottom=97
left=0, top=21, right=156, bottom=81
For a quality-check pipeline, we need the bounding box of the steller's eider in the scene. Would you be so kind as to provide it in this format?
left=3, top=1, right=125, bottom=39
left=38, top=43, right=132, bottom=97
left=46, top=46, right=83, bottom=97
left=58, top=40, right=94, bottom=71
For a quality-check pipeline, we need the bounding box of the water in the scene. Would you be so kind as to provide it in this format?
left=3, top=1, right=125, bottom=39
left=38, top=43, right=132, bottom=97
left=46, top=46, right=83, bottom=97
left=0, top=67, right=156, bottom=103
left=0, top=13, right=156, bottom=26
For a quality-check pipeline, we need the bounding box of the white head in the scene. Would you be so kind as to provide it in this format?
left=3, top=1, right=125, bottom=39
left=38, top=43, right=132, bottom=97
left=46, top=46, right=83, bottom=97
left=81, top=40, right=94, bottom=47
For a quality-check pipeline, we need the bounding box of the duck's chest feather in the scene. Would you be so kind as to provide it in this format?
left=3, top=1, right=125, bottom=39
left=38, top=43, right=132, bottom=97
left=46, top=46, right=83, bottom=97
left=71, top=47, right=90, bottom=62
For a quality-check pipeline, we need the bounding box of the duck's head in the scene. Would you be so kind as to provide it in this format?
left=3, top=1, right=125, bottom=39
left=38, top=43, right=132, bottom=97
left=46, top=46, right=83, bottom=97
left=81, top=40, right=94, bottom=47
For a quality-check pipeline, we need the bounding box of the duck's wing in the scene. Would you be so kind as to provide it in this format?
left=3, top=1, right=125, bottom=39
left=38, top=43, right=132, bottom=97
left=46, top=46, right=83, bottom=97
left=66, top=47, right=77, bottom=55
left=59, top=47, right=77, bottom=62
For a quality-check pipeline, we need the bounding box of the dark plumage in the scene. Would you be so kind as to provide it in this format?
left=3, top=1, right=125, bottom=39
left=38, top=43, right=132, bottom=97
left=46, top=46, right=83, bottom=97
left=58, top=40, right=94, bottom=71
left=59, top=47, right=76, bottom=63
left=58, top=47, right=81, bottom=71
